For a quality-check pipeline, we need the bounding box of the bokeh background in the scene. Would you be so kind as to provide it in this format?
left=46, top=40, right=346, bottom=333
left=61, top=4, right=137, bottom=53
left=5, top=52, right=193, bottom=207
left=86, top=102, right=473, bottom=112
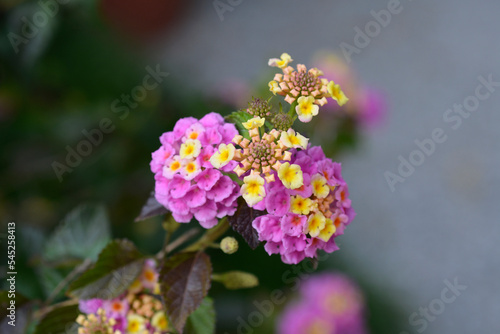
left=1, top=0, right=499, bottom=333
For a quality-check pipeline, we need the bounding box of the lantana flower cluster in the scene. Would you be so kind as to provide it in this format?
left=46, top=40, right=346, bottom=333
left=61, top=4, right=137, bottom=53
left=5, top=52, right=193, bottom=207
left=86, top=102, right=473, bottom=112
left=77, top=260, right=168, bottom=334
left=150, top=53, right=353, bottom=264
left=151, top=113, right=240, bottom=228
left=252, top=146, right=355, bottom=264
left=278, top=273, right=368, bottom=334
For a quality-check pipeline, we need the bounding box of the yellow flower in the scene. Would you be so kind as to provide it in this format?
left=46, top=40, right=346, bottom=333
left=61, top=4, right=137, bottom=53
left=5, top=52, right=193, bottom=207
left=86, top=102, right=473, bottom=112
left=268, top=80, right=281, bottom=95
left=311, top=174, right=329, bottom=199
left=278, top=163, right=303, bottom=189
left=306, top=212, right=327, bottom=238
left=295, top=96, right=319, bottom=123
left=318, top=218, right=336, bottom=242
left=268, top=53, right=293, bottom=68
left=242, top=116, right=266, bottom=130
left=241, top=174, right=266, bottom=207
left=290, top=195, right=314, bottom=215
left=279, top=129, right=308, bottom=149
left=127, top=314, right=146, bottom=333
left=151, top=311, right=169, bottom=331
left=210, top=143, right=235, bottom=168
left=179, top=139, right=201, bottom=159
left=327, top=81, right=349, bottom=106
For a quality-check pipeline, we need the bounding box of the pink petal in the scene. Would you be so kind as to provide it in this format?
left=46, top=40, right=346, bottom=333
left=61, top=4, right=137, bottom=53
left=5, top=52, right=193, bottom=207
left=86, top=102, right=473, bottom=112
left=185, top=187, right=207, bottom=208
left=200, top=127, right=223, bottom=146
left=172, top=212, right=193, bottom=223
left=173, top=117, right=197, bottom=140
left=195, top=168, right=221, bottom=191
left=193, top=201, right=217, bottom=223
left=169, top=176, right=192, bottom=199
left=206, top=175, right=235, bottom=202
left=199, top=112, right=224, bottom=128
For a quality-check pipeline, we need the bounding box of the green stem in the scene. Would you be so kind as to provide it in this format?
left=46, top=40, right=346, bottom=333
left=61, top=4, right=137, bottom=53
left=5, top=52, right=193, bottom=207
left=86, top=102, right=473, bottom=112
left=156, top=228, right=201, bottom=260
left=182, top=218, right=230, bottom=252
left=288, top=101, right=298, bottom=118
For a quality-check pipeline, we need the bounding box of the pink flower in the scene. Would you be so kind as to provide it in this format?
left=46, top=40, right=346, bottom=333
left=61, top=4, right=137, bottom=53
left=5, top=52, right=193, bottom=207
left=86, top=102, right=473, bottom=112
left=140, top=258, right=158, bottom=290
left=79, top=298, right=103, bottom=314
left=265, top=188, right=291, bottom=216
left=281, top=213, right=306, bottom=237
left=103, top=298, right=129, bottom=318
left=278, top=273, right=368, bottom=334
left=251, top=146, right=355, bottom=264
left=151, top=114, right=239, bottom=228
left=278, top=303, right=336, bottom=334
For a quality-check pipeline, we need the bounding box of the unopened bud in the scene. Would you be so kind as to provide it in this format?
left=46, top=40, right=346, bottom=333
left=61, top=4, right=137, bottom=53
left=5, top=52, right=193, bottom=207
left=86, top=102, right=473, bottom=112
left=246, top=97, right=272, bottom=118
left=212, top=271, right=259, bottom=290
left=220, top=237, right=239, bottom=254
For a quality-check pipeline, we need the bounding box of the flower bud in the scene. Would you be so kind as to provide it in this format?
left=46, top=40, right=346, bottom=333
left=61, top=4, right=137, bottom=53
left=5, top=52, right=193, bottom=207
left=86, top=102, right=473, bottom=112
left=220, top=237, right=239, bottom=254
left=246, top=97, right=272, bottom=118
left=272, top=112, right=293, bottom=131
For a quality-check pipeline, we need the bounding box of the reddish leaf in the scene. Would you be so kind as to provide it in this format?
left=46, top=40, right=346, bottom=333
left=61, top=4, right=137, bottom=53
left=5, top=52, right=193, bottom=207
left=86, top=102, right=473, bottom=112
left=160, top=252, right=212, bottom=333
left=135, top=191, right=169, bottom=222
left=227, top=198, right=265, bottom=249
left=68, top=239, right=144, bottom=300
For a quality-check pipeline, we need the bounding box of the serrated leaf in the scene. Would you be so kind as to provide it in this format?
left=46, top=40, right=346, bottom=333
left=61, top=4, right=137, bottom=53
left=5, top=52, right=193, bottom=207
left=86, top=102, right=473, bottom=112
left=135, top=191, right=169, bottom=222
left=32, top=303, right=79, bottom=334
left=160, top=252, right=212, bottom=333
left=212, top=271, right=259, bottom=290
left=184, top=298, right=216, bottom=334
left=43, top=204, right=111, bottom=262
left=227, top=198, right=265, bottom=249
left=225, top=111, right=253, bottom=140
left=68, top=239, right=144, bottom=300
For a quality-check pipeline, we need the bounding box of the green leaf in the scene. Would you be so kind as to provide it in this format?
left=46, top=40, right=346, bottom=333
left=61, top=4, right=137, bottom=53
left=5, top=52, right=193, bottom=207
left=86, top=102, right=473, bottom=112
left=212, top=271, right=259, bottom=290
left=37, top=266, right=65, bottom=300
left=43, top=204, right=111, bottom=263
left=227, top=198, right=265, bottom=249
left=33, top=303, right=79, bottom=334
left=68, top=239, right=144, bottom=300
left=225, top=110, right=253, bottom=140
left=135, top=191, right=169, bottom=222
left=184, top=298, right=216, bottom=334
left=160, top=252, right=212, bottom=333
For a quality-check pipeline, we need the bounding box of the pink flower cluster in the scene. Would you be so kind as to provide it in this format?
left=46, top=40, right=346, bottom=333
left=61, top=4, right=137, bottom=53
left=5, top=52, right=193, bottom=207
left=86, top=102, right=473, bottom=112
left=252, top=146, right=355, bottom=264
left=151, top=113, right=240, bottom=228
left=278, top=273, right=368, bottom=334
left=78, top=260, right=167, bottom=333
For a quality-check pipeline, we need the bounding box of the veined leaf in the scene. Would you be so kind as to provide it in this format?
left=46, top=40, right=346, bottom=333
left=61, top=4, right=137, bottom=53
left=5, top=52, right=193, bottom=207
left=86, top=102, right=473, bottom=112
left=67, top=239, right=144, bottom=300
left=32, top=303, right=79, bottom=334
left=43, top=204, right=111, bottom=263
left=227, top=198, right=265, bottom=249
left=160, top=252, right=212, bottom=333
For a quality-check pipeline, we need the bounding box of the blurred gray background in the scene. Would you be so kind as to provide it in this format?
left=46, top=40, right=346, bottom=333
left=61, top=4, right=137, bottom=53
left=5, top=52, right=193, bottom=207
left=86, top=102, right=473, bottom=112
left=159, top=1, right=500, bottom=333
